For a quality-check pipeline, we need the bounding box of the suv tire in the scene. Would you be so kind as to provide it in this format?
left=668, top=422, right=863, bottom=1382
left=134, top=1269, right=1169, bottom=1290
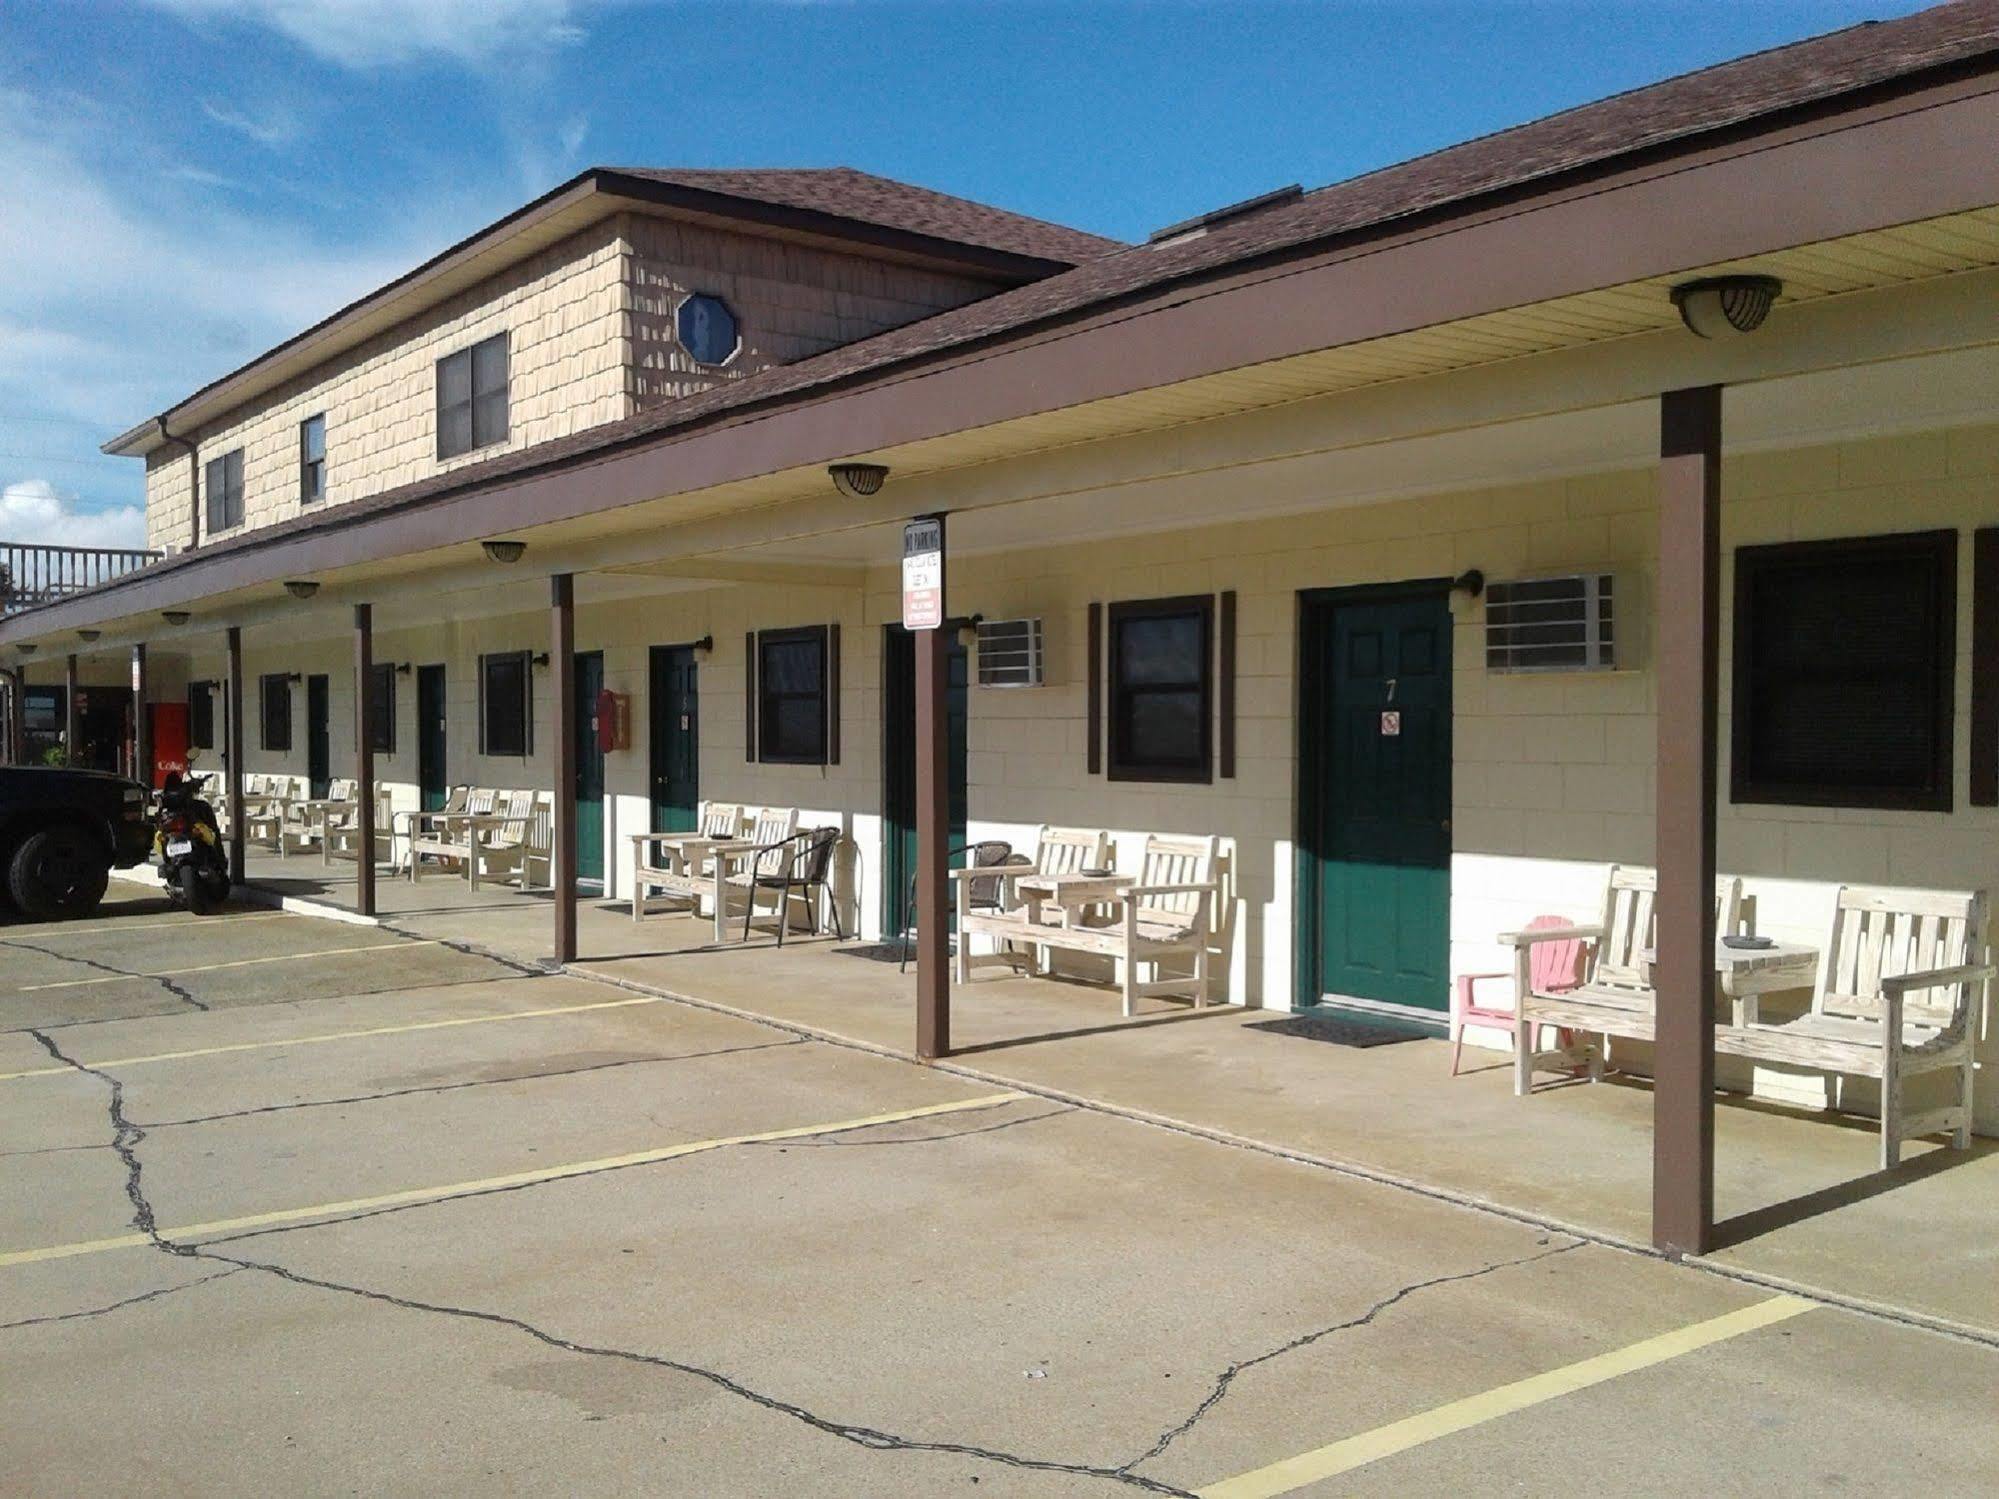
left=7, top=825, right=111, bottom=921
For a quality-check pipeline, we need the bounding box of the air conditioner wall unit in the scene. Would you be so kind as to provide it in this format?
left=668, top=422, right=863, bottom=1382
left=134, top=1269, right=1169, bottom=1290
left=1484, top=571, right=1617, bottom=673
left=975, top=617, right=1044, bottom=687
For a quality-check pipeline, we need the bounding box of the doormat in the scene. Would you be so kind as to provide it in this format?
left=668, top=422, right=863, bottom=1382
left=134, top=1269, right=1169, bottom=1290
left=834, top=941, right=958, bottom=965
left=1249, top=1012, right=1436, bottom=1048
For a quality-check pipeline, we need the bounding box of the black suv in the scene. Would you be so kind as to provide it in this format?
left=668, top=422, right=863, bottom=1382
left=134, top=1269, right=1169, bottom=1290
left=0, top=766, right=155, bottom=920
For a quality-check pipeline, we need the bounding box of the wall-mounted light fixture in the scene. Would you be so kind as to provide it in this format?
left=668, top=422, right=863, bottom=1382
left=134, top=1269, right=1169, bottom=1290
left=394, top=662, right=412, bottom=677
left=77, top=629, right=101, bottom=643
left=481, top=539, right=527, bottom=564
left=283, top=672, right=303, bottom=685
left=162, top=610, right=191, bottom=626
left=692, top=634, right=715, bottom=657
left=1670, top=275, right=1782, bottom=339
left=530, top=652, right=551, bottom=668
left=828, top=462, right=889, bottom=500
left=1451, top=569, right=1485, bottom=598
left=953, top=613, right=985, bottom=650
left=283, top=579, right=320, bottom=600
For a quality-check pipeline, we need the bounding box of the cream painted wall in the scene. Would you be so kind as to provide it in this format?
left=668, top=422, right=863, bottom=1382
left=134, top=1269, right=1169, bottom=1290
left=151, top=417, right=1999, bottom=1129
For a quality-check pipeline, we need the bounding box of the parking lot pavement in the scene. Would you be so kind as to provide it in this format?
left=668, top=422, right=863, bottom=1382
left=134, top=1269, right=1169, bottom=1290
left=4, top=899, right=1997, bottom=1495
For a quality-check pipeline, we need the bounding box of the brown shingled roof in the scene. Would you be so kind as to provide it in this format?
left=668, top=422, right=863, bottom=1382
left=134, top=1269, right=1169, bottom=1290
left=605, top=166, right=1125, bottom=268
left=62, top=0, right=1999, bottom=607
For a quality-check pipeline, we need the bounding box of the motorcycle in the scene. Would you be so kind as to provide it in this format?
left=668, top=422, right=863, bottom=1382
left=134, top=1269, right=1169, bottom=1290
left=155, top=763, right=232, bottom=915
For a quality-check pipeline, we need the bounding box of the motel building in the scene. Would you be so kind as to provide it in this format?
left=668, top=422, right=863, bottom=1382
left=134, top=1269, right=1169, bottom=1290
left=6, top=5, right=1999, bottom=1261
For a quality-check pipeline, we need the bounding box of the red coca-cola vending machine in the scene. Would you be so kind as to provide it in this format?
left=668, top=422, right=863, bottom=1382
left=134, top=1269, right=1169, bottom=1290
left=149, top=702, right=190, bottom=789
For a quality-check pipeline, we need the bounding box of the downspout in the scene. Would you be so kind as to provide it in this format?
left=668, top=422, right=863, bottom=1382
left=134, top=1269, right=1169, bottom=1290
left=156, top=415, right=199, bottom=553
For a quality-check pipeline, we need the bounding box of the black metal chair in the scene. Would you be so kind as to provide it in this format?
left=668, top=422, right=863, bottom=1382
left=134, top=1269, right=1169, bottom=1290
left=900, top=840, right=1017, bottom=972
left=736, top=827, right=845, bottom=946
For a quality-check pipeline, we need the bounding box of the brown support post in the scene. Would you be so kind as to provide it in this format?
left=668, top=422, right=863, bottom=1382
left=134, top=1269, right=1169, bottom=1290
left=551, top=574, right=577, bottom=965
left=915, top=517, right=951, bottom=1060
left=353, top=604, right=377, bottom=918
left=131, top=642, right=150, bottom=787
left=226, top=626, right=246, bottom=885
left=65, top=654, right=80, bottom=765
left=1654, top=384, right=1722, bottom=1257
left=3, top=668, right=21, bottom=765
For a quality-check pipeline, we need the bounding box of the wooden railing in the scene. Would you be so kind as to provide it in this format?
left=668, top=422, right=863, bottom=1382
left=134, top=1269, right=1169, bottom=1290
left=0, top=542, right=162, bottom=614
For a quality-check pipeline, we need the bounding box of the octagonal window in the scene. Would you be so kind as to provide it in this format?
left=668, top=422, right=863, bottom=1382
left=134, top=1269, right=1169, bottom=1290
left=677, top=293, right=739, bottom=366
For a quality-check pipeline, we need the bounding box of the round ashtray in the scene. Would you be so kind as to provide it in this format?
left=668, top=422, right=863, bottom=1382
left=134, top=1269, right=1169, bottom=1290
left=1721, top=934, right=1776, bottom=949
left=1079, top=867, right=1114, bottom=878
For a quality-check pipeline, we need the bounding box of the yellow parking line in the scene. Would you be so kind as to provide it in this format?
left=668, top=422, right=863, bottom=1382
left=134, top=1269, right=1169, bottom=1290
left=1195, top=1293, right=1815, bottom=1498
left=10, top=912, right=302, bottom=938
left=0, top=1091, right=1023, bottom=1268
left=12, top=940, right=437, bottom=993
left=0, top=992, right=677, bottom=1083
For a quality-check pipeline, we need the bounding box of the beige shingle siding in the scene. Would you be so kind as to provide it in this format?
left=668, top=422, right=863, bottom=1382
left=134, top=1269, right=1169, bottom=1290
left=145, top=220, right=633, bottom=542
left=623, top=213, right=1003, bottom=409
left=143, top=211, right=1005, bottom=544
left=144, top=447, right=194, bottom=553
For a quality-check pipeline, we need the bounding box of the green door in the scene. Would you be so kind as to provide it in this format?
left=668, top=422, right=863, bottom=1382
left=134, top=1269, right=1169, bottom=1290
left=416, top=665, right=447, bottom=812
left=881, top=625, right=968, bottom=938
left=1302, top=589, right=1452, bottom=1013
left=305, top=674, right=330, bottom=798
left=575, top=651, right=605, bottom=889
left=648, top=645, right=699, bottom=834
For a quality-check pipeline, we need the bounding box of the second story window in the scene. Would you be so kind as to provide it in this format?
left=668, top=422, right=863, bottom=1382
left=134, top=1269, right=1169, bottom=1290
left=299, top=414, right=326, bottom=504
left=204, top=449, right=244, bottom=533
left=437, top=332, right=509, bottom=460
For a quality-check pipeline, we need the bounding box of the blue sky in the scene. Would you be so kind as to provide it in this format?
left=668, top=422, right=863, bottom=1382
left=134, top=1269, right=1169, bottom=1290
left=0, top=0, right=1928, bottom=548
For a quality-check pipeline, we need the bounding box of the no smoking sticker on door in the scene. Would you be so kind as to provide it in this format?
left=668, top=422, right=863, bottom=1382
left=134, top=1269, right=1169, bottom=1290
left=1380, top=711, right=1402, bottom=736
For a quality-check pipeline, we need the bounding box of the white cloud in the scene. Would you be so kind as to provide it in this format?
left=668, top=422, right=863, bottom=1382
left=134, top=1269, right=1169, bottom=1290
left=150, top=0, right=586, bottom=69
left=0, top=481, right=149, bottom=552
left=200, top=97, right=301, bottom=146
left=0, top=89, right=445, bottom=433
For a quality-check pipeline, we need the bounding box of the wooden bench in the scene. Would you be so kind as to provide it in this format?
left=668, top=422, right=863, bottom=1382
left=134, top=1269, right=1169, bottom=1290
left=629, top=802, right=744, bottom=919
left=1515, top=871, right=1992, bottom=1167
left=406, top=787, right=497, bottom=880
left=958, top=830, right=1224, bottom=1015
left=1513, top=865, right=1744, bottom=1089
left=954, top=826, right=1111, bottom=980
left=1724, top=885, right=1991, bottom=1167
left=466, top=790, right=550, bottom=891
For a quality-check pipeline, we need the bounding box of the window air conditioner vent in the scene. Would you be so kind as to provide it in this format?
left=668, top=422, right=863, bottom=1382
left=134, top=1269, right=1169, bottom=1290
left=1485, top=572, right=1615, bottom=673
left=975, top=617, right=1044, bottom=688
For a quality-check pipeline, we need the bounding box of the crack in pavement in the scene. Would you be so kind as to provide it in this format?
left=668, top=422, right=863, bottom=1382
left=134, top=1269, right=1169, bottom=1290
left=2, top=964, right=545, bottom=1039
left=1120, top=1238, right=1587, bottom=1475
left=3, top=937, right=209, bottom=1011
left=27, top=1032, right=1191, bottom=1494
left=757, top=1104, right=1076, bottom=1148
left=0, top=1268, right=243, bottom=1332
left=132, top=1036, right=808, bottom=1129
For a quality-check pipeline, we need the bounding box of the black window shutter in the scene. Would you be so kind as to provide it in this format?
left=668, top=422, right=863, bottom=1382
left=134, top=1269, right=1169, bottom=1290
left=744, top=632, right=758, bottom=762
left=522, top=650, right=534, bottom=759
left=477, top=655, right=488, bottom=756
left=1974, top=527, right=1999, bottom=807
left=1218, top=590, right=1237, bottom=779
left=826, top=622, right=841, bottom=765
left=1086, top=602, right=1102, bottom=775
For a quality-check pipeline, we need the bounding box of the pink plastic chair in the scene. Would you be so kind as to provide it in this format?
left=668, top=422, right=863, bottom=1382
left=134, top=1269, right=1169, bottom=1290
left=1450, top=914, right=1588, bottom=1076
